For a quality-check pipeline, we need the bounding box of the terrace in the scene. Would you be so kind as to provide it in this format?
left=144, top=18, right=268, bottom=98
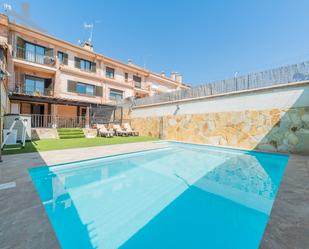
left=1, top=60, right=309, bottom=248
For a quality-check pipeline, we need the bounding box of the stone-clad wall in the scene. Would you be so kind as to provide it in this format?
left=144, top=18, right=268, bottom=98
left=131, top=107, right=309, bottom=154
left=131, top=117, right=161, bottom=138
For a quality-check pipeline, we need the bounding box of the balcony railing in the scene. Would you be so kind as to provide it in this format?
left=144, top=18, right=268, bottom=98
left=13, top=85, right=53, bottom=97
left=15, top=47, right=55, bottom=66
left=31, top=114, right=88, bottom=128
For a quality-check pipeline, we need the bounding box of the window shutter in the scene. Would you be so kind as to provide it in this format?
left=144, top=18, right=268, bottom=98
left=16, top=37, right=25, bottom=48
left=63, top=53, right=68, bottom=65
left=91, top=62, right=96, bottom=73
left=45, top=78, right=53, bottom=95
left=95, top=86, right=103, bottom=97
left=16, top=37, right=25, bottom=58
left=67, top=80, right=76, bottom=92
left=44, top=48, right=54, bottom=64
left=17, top=73, right=25, bottom=93
left=45, top=48, right=54, bottom=57
left=74, top=57, right=80, bottom=68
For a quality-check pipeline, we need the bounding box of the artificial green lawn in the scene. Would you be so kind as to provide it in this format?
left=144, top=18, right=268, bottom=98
left=2, top=136, right=158, bottom=155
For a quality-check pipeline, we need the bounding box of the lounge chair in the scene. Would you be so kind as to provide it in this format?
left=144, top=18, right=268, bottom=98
left=97, top=124, right=114, bottom=138
left=113, top=124, right=130, bottom=136
left=123, top=123, right=139, bottom=136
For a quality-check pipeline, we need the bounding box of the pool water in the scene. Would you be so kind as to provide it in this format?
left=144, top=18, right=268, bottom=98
left=29, top=142, right=289, bottom=249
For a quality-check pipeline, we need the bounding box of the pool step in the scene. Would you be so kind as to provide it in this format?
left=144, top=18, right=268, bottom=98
left=57, top=128, right=85, bottom=139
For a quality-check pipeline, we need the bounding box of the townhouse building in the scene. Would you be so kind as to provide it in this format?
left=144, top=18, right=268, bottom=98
left=0, top=14, right=188, bottom=128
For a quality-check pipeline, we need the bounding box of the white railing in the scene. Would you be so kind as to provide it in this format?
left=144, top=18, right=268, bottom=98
left=31, top=114, right=88, bottom=128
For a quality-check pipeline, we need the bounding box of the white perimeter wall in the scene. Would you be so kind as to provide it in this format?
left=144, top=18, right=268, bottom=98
left=132, top=84, right=309, bottom=118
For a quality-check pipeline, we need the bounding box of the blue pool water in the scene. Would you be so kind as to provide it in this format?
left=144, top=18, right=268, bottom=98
left=29, top=142, right=289, bottom=249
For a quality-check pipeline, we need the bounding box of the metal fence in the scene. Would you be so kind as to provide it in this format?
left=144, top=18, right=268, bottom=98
left=133, top=61, right=309, bottom=107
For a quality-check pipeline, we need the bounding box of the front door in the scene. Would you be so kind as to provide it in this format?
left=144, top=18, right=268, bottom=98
left=80, top=107, right=87, bottom=128
left=31, top=104, right=45, bottom=127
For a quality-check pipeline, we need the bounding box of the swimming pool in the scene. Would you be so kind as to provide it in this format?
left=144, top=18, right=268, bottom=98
left=29, top=142, right=289, bottom=249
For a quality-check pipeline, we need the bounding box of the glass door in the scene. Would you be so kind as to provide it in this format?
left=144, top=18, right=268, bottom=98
left=25, top=76, right=45, bottom=95
left=25, top=43, right=35, bottom=62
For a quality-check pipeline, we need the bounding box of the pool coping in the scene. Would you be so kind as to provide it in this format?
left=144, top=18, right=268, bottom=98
left=0, top=141, right=308, bottom=248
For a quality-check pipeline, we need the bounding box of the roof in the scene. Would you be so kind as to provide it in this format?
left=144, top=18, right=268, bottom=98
left=2, top=14, right=188, bottom=86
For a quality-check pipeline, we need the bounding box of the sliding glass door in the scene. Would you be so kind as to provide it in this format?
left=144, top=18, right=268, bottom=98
left=25, top=42, right=45, bottom=64
left=25, top=76, right=45, bottom=95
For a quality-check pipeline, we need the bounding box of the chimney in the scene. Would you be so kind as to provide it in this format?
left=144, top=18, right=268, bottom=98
left=82, top=41, right=93, bottom=51
left=128, top=59, right=133, bottom=65
left=161, top=70, right=165, bottom=77
left=170, top=71, right=177, bottom=81
left=175, top=73, right=182, bottom=83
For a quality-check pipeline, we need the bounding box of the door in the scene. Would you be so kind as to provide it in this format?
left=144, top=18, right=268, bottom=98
left=31, top=104, right=45, bottom=127
left=80, top=107, right=87, bottom=128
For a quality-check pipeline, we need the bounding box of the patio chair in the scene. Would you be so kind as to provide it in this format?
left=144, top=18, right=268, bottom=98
left=123, top=123, right=139, bottom=136
left=97, top=124, right=114, bottom=138
left=113, top=124, right=130, bottom=136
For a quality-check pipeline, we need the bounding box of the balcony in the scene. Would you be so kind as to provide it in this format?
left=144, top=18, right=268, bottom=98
left=16, top=87, right=53, bottom=97
left=14, top=46, right=55, bottom=66
left=13, top=76, right=53, bottom=97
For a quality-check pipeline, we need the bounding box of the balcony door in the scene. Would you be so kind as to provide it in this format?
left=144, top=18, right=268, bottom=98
left=25, top=76, right=45, bottom=96
left=25, top=42, right=45, bottom=64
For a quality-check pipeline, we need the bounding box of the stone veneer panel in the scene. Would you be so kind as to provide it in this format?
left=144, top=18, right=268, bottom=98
left=131, top=107, right=309, bottom=154
left=31, top=128, right=59, bottom=140
left=131, top=117, right=161, bottom=138
left=83, top=128, right=97, bottom=138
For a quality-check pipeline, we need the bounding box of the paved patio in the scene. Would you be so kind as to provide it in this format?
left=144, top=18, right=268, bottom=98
left=0, top=141, right=308, bottom=249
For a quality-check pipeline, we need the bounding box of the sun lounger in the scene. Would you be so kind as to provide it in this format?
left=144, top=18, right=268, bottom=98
left=123, top=123, right=139, bottom=136
left=97, top=124, right=114, bottom=138
left=113, top=124, right=130, bottom=136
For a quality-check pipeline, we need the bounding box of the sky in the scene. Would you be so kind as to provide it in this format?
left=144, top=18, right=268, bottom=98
left=4, top=0, right=309, bottom=85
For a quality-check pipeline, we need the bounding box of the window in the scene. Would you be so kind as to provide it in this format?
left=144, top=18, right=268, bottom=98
left=106, top=67, right=115, bottom=78
left=76, top=82, right=95, bottom=96
left=80, top=59, right=91, bottom=71
left=58, top=51, right=68, bottom=65
left=133, top=75, right=142, bottom=88
left=124, top=72, right=129, bottom=81
left=74, top=57, right=96, bottom=72
left=67, top=80, right=102, bottom=96
left=109, top=88, right=123, bottom=100
left=25, top=75, right=45, bottom=95
left=25, top=42, right=45, bottom=64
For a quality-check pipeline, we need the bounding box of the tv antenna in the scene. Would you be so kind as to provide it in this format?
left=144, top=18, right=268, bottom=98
left=82, top=20, right=100, bottom=45
left=84, top=22, right=94, bottom=43
left=2, top=3, right=46, bottom=33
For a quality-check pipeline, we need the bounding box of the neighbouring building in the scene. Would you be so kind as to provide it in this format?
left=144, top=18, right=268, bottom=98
left=0, top=14, right=188, bottom=128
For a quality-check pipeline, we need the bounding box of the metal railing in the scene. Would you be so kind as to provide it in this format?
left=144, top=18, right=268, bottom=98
left=15, top=47, right=55, bottom=66
left=12, top=85, right=53, bottom=97
left=31, top=114, right=88, bottom=128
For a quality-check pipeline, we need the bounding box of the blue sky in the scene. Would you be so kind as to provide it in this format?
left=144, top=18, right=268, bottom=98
left=5, top=0, right=309, bottom=85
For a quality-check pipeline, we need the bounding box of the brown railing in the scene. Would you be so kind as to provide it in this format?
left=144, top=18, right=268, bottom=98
left=31, top=115, right=88, bottom=128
